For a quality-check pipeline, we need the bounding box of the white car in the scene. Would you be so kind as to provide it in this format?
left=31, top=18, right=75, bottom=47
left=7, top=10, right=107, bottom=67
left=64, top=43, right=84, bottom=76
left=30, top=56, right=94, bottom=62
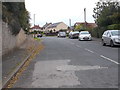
left=102, top=30, right=120, bottom=47
left=78, top=31, right=92, bottom=41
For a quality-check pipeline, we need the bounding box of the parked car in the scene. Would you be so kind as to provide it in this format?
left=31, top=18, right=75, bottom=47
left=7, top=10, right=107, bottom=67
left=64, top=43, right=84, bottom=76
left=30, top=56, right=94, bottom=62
left=57, top=32, right=66, bottom=37
left=69, top=31, right=79, bottom=39
left=37, top=34, right=42, bottom=37
left=102, top=30, right=120, bottom=47
left=78, top=31, right=92, bottom=41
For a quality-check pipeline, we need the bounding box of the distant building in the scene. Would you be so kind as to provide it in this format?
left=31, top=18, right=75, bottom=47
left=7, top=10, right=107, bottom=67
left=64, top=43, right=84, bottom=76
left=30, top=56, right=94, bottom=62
left=42, top=23, right=52, bottom=33
left=44, top=22, right=68, bottom=33
left=74, top=22, right=97, bottom=29
left=30, top=25, right=42, bottom=32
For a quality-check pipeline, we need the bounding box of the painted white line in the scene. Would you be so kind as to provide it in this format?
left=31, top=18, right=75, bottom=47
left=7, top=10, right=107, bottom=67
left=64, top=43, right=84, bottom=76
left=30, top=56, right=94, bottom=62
left=100, top=55, right=119, bottom=65
left=85, top=48, right=94, bottom=53
left=76, top=45, right=81, bottom=48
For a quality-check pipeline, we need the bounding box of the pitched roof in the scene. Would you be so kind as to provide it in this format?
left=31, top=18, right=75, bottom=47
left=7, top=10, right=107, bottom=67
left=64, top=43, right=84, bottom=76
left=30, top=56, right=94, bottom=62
left=47, top=22, right=62, bottom=28
left=31, top=25, right=41, bottom=29
left=75, top=22, right=97, bottom=28
left=86, top=23, right=97, bottom=28
left=43, top=23, right=52, bottom=28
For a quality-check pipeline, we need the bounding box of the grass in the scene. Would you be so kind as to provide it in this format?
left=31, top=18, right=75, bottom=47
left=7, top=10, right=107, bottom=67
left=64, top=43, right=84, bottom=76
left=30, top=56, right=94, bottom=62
left=34, top=37, right=41, bottom=41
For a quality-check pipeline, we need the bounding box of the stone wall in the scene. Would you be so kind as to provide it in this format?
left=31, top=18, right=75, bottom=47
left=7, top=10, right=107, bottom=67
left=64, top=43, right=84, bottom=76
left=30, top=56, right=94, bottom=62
left=2, top=22, right=27, bottom=55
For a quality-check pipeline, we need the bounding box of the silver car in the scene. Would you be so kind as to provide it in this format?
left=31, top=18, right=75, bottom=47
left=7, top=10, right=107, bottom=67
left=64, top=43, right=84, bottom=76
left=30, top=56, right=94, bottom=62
left=69, top=31, right=79, bottom=39
left=57, top=32, right=66, bottom=37
left=102, top=30, right=120, bottom=47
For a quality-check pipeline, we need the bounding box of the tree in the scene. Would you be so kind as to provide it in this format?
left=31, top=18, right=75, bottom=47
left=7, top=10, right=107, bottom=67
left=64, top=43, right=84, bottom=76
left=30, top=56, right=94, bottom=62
left=75, top=24, right=85, bottom=31
left=93, top=0, right=120, bottom=28
left=92, top=0, right=120, bottom=38
left=2, top=2, right=30, bottom=35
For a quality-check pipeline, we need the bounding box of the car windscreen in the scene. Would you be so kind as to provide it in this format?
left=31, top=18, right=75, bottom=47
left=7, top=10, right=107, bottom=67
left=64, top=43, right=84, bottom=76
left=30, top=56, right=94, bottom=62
left=80, top=32, right=89, bottom=34
left=59, top=32, right=65, bottom=34
left=111, top=31, right=120, bottom=36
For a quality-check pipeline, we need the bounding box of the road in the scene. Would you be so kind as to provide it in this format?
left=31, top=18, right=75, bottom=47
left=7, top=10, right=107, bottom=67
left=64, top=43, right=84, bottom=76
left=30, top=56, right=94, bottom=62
left=13, top=37, right=119, bottom=88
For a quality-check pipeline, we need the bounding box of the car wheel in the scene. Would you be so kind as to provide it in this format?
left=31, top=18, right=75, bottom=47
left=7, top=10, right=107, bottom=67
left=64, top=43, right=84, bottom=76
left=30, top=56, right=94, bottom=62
left=110, top=40, right=114, bottom=47
left=102, top=40, right=106, bottom=46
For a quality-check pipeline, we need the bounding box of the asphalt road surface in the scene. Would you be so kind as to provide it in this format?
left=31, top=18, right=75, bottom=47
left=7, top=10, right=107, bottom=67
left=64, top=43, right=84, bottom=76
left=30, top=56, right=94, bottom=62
left=13, top=37, right=119, bottom=88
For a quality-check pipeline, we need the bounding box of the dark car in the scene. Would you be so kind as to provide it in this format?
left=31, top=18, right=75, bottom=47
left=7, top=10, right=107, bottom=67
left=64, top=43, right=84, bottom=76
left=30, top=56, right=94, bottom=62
left=69, top=31, right=79, bottom=39
left=37, top=34, right=42, bottom=37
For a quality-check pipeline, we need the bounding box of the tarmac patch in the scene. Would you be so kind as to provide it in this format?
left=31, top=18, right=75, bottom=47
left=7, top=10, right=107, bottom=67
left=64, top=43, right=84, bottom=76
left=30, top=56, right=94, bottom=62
left=31, top=60, right=107, bottom=88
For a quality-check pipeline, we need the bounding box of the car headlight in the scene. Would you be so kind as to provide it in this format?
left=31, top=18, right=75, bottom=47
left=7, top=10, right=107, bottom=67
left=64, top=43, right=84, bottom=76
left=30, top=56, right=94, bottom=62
left=114, top=38, right=120, bottom=42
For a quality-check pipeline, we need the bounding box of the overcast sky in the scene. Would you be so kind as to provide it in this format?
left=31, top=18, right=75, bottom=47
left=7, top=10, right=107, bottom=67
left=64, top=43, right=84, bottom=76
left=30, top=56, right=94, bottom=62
left=25, top=0, right=99, bottom=27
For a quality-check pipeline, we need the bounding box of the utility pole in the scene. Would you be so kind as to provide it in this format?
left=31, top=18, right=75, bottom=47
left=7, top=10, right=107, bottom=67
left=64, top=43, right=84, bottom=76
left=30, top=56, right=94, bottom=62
left=33, top=14, right=36, bottom=38
left=84, top=8, right=87, bottom=29
left=84, top=8, right=86, bottom=23
left=34, top=14, right=35, bottom=26
left=69, top=19, right=71, bottom=27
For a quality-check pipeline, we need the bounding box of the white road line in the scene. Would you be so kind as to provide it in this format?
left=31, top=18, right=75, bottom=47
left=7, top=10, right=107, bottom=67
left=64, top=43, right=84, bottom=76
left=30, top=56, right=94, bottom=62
left=85, top=48, right=95, bottom=53
left=76, top=45, right=81, bottom=48
left=100, top=55, right=119, bottom=65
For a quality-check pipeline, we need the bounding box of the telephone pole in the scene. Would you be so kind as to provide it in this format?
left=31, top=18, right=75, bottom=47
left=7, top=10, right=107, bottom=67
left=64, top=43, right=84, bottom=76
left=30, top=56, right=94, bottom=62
left=69, top=19, right=71, bottom=27
left=84, top=8, right=87, bottom=29
left=84, top=8, right=86, bottom=23
left=34, top=14, right=35, bottom=26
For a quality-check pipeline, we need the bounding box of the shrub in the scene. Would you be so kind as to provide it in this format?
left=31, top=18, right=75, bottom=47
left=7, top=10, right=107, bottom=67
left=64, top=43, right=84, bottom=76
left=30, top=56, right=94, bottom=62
left=107, top=24, right=120, bottom=30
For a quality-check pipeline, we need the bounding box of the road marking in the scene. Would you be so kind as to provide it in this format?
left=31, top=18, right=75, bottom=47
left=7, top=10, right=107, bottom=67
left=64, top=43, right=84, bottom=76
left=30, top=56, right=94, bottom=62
left=85, top=48, right=94, bottom=53
left=100, top=55, right=119, bottom=65
left=76, top=45, right=81, bottom=48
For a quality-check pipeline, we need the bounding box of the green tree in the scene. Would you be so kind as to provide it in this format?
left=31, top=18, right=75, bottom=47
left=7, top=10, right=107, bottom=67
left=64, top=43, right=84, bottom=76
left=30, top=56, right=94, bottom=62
left=92, top=0, right=120, bottom=38
left=93, top=0, right=120, bottom=28
left=2, top=2, right=30, bottom=35
left=75, top=24, right=85, bottom=31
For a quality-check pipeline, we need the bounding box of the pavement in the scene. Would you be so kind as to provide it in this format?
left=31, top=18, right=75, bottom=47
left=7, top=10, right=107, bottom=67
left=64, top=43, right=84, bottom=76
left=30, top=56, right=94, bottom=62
left=12, top=36, right=119, bottom=88
left=2, top=35, right=42, bottom=88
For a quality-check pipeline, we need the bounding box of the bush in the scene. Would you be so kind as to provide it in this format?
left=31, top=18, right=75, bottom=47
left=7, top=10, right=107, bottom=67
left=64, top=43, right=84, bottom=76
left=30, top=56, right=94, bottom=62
left=107, top=24, right=120, bottom=30
left=91, top=27, right=107, bottom=38
left=45, top=32, right=57, bottom=36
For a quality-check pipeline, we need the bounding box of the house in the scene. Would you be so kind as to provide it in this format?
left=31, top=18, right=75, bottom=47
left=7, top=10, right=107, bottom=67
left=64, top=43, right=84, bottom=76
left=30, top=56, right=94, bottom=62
left=46, top=22, right=68, bottom=33
left=42, top=23, right=52, bottom=33
left=29, top=25, right=42, bottom=32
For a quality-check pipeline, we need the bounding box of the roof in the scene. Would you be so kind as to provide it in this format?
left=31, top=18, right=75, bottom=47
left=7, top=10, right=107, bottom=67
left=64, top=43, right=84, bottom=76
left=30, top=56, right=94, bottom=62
left=43, top=23, right=52, bottom=28
left=74, top=22, right=97, bottom=28
left=47, top=22, right=62, bottom=28
left=31, top=25, right=41, bottom=29
left=86, top=23, right=97, bottom=28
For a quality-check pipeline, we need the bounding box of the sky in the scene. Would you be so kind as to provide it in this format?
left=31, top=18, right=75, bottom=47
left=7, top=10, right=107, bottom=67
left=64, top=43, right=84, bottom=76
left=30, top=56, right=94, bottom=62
left=25, top=0, right=99, bottom=27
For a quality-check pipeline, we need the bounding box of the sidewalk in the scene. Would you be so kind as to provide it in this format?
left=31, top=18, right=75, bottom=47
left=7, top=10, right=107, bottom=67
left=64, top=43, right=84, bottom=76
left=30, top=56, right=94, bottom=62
left=92, top=37, right=102, bottom=42
left=2, top=35, right=42, bottom=88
